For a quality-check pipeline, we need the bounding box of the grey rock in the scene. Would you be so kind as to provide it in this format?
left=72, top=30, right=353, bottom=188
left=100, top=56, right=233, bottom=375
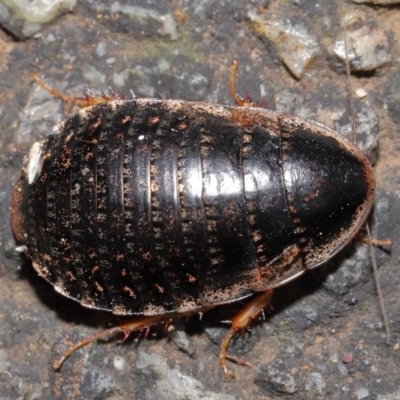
left=331, top=12, right=391, bottom=72
left=136, top=351, right=237, bottom=400
left=247, top=9, right=320, bottom=79
left=255, top=362, right=298, bottom=395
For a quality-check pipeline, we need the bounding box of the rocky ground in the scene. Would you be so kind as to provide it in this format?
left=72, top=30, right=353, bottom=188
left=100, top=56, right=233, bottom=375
left=0, top=1, right=400, bottom=399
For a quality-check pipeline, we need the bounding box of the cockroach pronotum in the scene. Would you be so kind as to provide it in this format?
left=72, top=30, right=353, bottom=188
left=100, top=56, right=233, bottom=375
left=10, top=56, right=388, bottom=378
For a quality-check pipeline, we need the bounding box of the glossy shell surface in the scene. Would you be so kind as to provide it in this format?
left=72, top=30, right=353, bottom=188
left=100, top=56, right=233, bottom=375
left=11, top=98, right=375, bottom=316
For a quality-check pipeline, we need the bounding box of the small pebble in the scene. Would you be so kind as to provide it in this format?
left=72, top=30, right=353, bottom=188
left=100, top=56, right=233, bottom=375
left=337, top=363, right=348, bottom=376
left=370, top=365, right=378, bottom=375
left=342, top=353, right=354, bottom=364
left=356, top=88, right=368, bottom=98
left=96, top=41, right=107, bottom=57
left=46, top=33, right=56, bottom=42
left=113, top=356, right=125, bottom=371
left=355, top=387, right=369, bottom=399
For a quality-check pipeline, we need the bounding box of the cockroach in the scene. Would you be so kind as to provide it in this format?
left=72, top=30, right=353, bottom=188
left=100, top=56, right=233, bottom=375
left=11, top=58, right=383, bottom=378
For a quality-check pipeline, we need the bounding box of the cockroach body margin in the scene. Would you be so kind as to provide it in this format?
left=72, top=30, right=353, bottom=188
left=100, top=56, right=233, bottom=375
left=10, top=58, right=379, bottom=378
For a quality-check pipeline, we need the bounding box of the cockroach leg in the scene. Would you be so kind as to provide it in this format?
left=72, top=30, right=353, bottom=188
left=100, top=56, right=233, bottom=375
left=29, top=72, right=122, bottom=112
left=52, top=313, right=174, bottom=371
left=29, top=72, right=71, bottom=104
left=358, top=236, right=392, bottom=248
left=229, top=60, right=254, bottom=108
left=225, top=354, right=254, bottom=368
left=219, top=289, right=273, bottom=378
left=53, top=305, right=215, bottom=371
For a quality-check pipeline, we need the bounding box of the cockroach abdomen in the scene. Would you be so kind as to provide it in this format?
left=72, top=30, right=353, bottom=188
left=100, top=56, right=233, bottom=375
left=11, top=99, right=374, bottom=316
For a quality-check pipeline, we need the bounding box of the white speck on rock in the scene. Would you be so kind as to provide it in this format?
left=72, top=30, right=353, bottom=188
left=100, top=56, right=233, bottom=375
left=356, top=88, right=368, bottom=98
left=96, top=41, right=107, bottom=57
left=355, top=387, right=370, bottom=399
left=337, top=363, right=348, bottom=376
left=113, top=356, right=125, bottom=371
left=305, top=372, right=326, bottom=392
left=45, top=33, right=55, bottom=42
left=113, top=69, right=130, bottom=88
left=82, top=66, right=106, bottom=85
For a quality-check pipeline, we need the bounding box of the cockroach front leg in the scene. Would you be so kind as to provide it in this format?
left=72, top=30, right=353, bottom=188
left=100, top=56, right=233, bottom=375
left=219, top=289, right=274, bottom=378
left=29, top=72, right=123, bottom=114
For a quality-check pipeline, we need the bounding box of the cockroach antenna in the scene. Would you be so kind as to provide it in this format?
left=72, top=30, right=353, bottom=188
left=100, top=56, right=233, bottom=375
left=344, top=31, right=391, bottom=345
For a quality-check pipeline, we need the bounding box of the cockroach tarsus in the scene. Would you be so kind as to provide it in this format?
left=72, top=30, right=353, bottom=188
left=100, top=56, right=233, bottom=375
left=11, top=57, right=389, bottom=379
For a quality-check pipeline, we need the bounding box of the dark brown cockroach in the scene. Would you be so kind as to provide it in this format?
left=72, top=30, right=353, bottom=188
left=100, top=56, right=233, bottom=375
left=11, top=63, right=376, bottom=378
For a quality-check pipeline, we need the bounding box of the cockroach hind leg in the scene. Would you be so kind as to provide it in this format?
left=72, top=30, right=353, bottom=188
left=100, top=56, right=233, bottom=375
left=52, top=326, right=122, bottom=371
left=52, top=313, right=171, bottom=371
left=219, top=289, right=274, bottom=379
